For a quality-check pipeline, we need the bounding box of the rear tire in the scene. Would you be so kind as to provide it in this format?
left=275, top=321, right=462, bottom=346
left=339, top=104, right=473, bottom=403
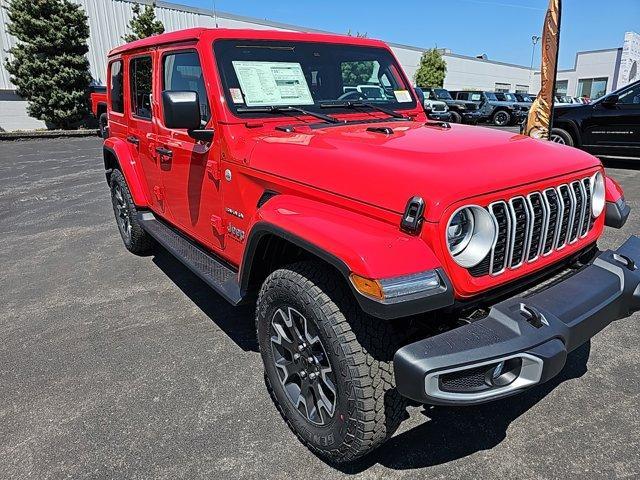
left=256, top=261, right=405, bottom=464
left=550, top=127, right=574, bottom=146
left=99, top=113, right=109, bottom=139
left=109, top=169, right=155, bottom=255
left=449, top=111, right=462, bottom=123
left=492, top=109, right=511, bottom=126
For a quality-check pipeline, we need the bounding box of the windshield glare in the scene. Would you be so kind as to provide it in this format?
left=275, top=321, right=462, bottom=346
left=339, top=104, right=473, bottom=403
left=213, top=40, right=416, bottom=117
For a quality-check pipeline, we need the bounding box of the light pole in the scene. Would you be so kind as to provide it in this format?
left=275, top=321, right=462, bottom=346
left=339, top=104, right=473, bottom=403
left=530, top=35, right=541, bottom=70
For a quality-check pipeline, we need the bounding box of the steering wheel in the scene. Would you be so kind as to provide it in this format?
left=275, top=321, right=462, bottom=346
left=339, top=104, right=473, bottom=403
left=337, top=90, right=366, bottom=101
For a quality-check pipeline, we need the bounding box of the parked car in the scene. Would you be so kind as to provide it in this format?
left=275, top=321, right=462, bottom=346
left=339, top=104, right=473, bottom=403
left=496, top=91, right=531, bottom=112
left=422, top=86, right=484, bottom=124
left=551, top=79, right=640, bottom=162
left=103, top=28, right=638, bottom=464
left=89, top=85, right=108, bottom=138
left=450, top=90, right=527, bottom=126
left=514, top=92, right=535, bottom=103
left=414, top=87, right=452, bottom=122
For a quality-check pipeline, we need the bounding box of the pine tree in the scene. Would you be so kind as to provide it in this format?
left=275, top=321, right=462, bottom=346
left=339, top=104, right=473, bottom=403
left=414, top=49, right=447, bottom=88
left=123, top=2, right=165, bottom=43
left=4, top=0, right=92, bottom=129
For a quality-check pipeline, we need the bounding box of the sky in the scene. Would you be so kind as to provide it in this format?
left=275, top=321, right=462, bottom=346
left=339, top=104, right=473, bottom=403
left=172, top=0, right=639, bottom=69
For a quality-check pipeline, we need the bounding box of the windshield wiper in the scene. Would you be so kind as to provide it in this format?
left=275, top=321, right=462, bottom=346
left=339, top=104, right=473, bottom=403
left=236, top=105, right=341, bottom=124
left=319, top=101, right=409, bottom=120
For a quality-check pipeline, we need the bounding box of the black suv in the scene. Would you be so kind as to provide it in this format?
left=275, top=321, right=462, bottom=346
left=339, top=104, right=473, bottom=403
left=422, top=87, right=484, bottom=124
left=552, top=79, right=640, bottom=161
left=450, top=90, right=527, bottom=126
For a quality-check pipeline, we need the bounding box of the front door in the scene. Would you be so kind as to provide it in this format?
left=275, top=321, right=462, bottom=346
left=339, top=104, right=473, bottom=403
left=582, top=82, right=640, bottom=160
left=127, top=53, right=164, bottom=213
left=154, top=47, right=225, bottom=253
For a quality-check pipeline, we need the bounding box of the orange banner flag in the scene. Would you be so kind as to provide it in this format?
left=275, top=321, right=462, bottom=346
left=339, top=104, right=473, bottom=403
left=525, top=0, right=562, bottom=140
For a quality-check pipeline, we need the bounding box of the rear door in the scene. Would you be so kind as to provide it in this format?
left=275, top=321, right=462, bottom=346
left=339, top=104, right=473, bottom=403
left=154, top=47, right=225, bottom=253
left=582, top=82, right=640, bottom=160
left=127, top=53, right=164, bottom=213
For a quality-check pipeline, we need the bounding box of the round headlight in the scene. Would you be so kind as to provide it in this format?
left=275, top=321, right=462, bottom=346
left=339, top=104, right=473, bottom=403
left=446, top=206, right=497, bottom=268
left=591, top=171, right=605, bottom=217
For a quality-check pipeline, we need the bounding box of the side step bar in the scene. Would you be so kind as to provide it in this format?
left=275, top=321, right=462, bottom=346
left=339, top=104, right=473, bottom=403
left=138, top=212, right=243, bottom=305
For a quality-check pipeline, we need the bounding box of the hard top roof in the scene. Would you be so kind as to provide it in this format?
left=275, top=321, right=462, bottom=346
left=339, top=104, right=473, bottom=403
left=108, top=28, right=388, bottom=57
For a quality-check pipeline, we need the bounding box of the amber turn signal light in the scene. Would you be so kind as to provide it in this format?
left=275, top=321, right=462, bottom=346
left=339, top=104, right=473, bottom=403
left=350, top=274, right=384, bottom=300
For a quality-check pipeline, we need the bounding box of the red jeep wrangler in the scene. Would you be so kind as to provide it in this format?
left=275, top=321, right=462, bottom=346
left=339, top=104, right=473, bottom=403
left=103, top=28, right=638, bottom=463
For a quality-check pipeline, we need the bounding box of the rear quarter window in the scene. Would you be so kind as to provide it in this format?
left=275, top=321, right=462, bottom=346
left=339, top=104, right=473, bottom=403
left=109, top=60, right=124, bottom=113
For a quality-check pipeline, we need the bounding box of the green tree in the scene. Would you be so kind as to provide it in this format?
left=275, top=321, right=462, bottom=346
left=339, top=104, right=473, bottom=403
left=123, top=1, right=165, bottom=43
left=342, top=30, right=374, bottom=86
left=4, top=0, right=92, bottom=129
left=414, top=49, right=447, bottom=88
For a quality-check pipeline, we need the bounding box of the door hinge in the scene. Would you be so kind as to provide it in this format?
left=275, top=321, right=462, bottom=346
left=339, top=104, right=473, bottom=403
left=206, top=160, right=221, bottom=181
left=210, top=215, right=225, bottom=235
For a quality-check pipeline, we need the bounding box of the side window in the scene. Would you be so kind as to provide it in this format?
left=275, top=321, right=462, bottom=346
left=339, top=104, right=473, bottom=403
left=163, top=51, right=210, bottom=123
left=130, top=56, right=153, bottom=120
left=618, top=84, right=640, bottom=105
left=109, top=60, right=124, bottom=113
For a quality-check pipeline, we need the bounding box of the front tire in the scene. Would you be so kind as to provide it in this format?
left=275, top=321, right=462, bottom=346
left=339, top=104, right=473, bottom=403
left=109, top=169, right=155, bottom=255
left=550, top=127, right=574, bottom=146
left=256, top=261, right=404, bottom=464
left=449, top=111, right=462, bottom=123
left=492, top=109, right=511, bottom=126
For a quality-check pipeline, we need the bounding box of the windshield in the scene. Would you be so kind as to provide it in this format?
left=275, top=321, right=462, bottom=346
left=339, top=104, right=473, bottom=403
left=434, top=88, right=453, bottom=100
left=484, top=92, right=498, bottom=101
left=214, top=40, right=416, bottom=117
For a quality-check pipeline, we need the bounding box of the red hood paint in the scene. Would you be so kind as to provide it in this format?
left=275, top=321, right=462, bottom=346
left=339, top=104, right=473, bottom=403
left=247, top=121, right=601, bottom=222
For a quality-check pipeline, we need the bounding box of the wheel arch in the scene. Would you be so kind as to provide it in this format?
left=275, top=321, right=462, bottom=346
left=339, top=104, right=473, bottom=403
left=239, top=194, right=452, bottom=319
left=552, top=120, right=581, bottom=146
left=103, top=138, right=149, bottom=207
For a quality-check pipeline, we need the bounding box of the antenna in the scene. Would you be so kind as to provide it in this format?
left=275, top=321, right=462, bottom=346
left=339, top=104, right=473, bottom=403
left=212, top=0, right=219, bottom=28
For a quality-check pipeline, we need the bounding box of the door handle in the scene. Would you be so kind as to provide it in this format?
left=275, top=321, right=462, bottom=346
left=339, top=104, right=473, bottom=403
left=155, top=146, right=173, bottom=159
left=126, top=135, right=140, bottom=145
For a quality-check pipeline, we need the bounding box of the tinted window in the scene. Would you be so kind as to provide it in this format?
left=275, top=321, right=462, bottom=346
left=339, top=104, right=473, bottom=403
left=434, top=88, right=452, bottom=100
left=618, top=84, right=640, bottom=105
left=163, top=51, right=211, bottom=122
left=110, top=60, right=124, bottom=113
left=130, top=56, right=153, bottom=119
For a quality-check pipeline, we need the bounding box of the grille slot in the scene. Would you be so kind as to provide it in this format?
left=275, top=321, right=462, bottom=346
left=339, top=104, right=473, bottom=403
left=472, top=176, right=596, bottom=278
left=489, top=202, right=510, bottom=275
left=527, top=193, right=547, bottom=261
left=508, top=197, right=530, bottom=268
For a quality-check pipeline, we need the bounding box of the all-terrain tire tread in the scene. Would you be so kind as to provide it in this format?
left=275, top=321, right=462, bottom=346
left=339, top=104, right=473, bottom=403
left=256, top=261, right=405, bottom=463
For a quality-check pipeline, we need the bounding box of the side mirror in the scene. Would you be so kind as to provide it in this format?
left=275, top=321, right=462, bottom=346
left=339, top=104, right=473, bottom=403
left=162, top=90, right=214, bottom=142
left=601, top=94, right=619, bottom=107
left=162, top=90, right=201, bottom=129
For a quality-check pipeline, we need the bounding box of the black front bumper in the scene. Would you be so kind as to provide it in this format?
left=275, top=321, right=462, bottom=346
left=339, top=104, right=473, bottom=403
left=394, top=235, right=640, bottom=405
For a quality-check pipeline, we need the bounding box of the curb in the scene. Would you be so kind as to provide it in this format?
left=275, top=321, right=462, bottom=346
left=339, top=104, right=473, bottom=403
left=0, top=129, right=98, bottom=140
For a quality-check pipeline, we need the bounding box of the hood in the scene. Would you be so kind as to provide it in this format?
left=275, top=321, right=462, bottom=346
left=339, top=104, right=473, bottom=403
left=247, top=121, right=600, bottom=222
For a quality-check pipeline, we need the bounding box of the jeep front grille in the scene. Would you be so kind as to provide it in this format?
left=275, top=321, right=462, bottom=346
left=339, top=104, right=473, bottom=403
left=470, top=177, right=596, bottom=277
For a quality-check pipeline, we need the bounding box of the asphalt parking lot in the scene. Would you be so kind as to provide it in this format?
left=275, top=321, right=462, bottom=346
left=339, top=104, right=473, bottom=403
left=1, top=135, right=639, bottom=479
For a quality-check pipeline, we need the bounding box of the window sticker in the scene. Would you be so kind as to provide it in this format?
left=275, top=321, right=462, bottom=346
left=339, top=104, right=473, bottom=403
left=229, top=88, right=244, bottom=104
left=232, top=61, right=314, bottom=106
left=393, top=90, right=412, bottom=103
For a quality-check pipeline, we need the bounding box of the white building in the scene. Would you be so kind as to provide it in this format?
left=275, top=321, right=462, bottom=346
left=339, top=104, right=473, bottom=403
left=0, top=0, right=637, bottom=131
